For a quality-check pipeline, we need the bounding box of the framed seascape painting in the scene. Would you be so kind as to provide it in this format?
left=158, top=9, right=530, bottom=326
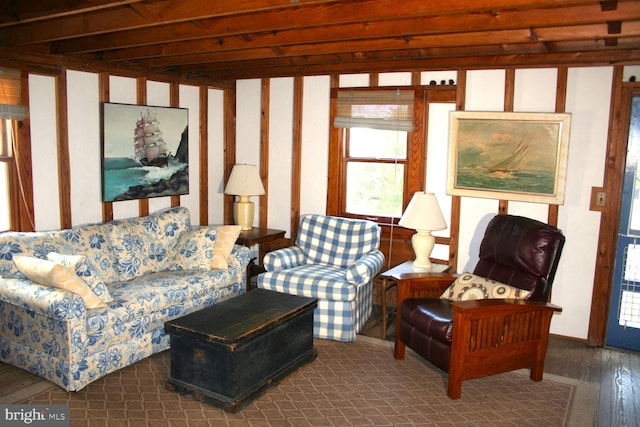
left=102, top=102, right=189, bottom=202
left=447, top=111, right=571, bottom=204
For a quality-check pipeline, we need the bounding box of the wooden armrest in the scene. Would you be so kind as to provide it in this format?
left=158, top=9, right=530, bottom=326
left=450, top=298, right=562, bottom=315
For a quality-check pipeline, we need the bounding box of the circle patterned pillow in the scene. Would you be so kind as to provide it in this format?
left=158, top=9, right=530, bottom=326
left=439, top=272, right=531, bottom=301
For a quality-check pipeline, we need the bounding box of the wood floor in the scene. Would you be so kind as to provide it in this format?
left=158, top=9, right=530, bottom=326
left=359, top=305, right=640, bottom=427
left=1, top=306, right=639, bottom=426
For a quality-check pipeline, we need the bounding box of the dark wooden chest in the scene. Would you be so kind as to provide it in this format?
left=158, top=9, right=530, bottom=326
left=164, top=289, right=317, bottom=412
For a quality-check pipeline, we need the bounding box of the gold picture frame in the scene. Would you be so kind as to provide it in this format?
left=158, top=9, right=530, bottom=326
left=447, top=111, right=571, bottom=204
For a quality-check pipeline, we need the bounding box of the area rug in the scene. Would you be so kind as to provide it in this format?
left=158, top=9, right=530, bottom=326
left=21, top=336, right=598, bottom=426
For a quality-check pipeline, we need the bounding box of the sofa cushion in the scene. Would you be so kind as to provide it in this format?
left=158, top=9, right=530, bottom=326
left=109, top=206, right=191, bottom=281
left=46, top=252, right=113, bottom=303
left=58, top=223, right=118, bottom=284
left=170, top=228, right=217, bottom=271
left=439, top=272, right=531, bottom=301
left=84, top=268, right=244, bottom=350
left=211, top=225, right=242, bottom=269
left=296, top=215, right=380, bottom=268
left=258, top=264, right=357, bottom=301
left=0, top=230, right=66, bottom=278
left=12, top=255, right=106, bottom=309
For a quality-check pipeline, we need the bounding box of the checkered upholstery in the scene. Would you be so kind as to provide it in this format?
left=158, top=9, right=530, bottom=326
left=258, top=215, right=384, bottom=342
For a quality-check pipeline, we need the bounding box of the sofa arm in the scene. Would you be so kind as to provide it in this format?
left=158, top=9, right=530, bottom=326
left=230, top=244, right=252, bottom=268
left=0, top=277, right=87, bottom=321
left=345, top=250, right=385, bottom=284
left=263, top=246, right=306, bottom=271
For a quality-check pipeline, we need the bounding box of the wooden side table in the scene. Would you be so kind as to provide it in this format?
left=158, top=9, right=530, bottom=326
left=378, top=261, right=452, bottom=339
left=236, top=227, right=287, bottom=291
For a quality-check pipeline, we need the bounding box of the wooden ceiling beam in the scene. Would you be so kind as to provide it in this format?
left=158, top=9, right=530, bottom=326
left=0, top=0, right=600, bottom=46
left=198, top=47, right=640, bottom=80
left=135, top=21, right=640, bottom=68
left=173, top=37, right=640, bottom=76
left=0, top=0, right=337, bottom=45
left=88, top=3, right=640, bottom=62
left=0, top=0, right=142, bottom=26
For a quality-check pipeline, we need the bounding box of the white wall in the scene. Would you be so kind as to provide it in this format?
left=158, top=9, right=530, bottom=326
left=25, top=64, right=617, bottom=340
left=29, top=71, right=211, bottom=228
left=230, top=66, right=613, bottom=339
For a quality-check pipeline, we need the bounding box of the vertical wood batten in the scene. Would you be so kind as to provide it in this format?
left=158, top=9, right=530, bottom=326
left=199, top=85, right=208, bottom=225
left=137, top=76, right=149, bottom=217
left=100, top=72, right=113, bottom=223
left=549, top=67, right=568, bottom=227
left=15, top=68, right=34, bottom=231
left=588, top=65, right=627, bottom=346
left=56, top=69, right=71, bottom=229
left=290, top=76, right=303, bottom=241
left=170, top=81, right=180, bottom=208
left=259, top=78, right=270, bottom=228
left=223, top=86, right=236, bottom=225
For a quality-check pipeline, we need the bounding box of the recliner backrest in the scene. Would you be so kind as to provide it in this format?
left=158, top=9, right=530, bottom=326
left=296, top=214, right=381, bottom=267
left=473, top=214, right=565, bottom=302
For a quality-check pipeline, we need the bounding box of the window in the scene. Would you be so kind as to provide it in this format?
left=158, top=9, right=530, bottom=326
left=344, top=127, right=406, bottom=218
left=0, top=119, right=13, bottom=231
left=0, top=66, right=31, bottom=232
left=328, top=86, right=425, bottom=223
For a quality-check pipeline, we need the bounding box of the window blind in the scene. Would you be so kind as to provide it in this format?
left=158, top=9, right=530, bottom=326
left=0, top=67, right=28, bottom=120
left=334, top=89, right=415, bottom=131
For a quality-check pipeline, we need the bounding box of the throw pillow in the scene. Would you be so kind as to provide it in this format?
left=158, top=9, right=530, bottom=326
left=211, top=225, right=242, bottom=269
left=46, top=252, right=113, bottom=303
left=439, top=272, right=532, bottom=301
left=13, top=255, right=106, bottom=309
left=170, top=228, right=217, bottom=271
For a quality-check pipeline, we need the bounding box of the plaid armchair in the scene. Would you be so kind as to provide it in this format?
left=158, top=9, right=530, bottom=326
left=257, top=215, right=384, bottom=342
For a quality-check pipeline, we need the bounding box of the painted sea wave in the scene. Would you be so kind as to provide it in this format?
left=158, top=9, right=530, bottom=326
left=103, top=157, right=187, bottom=202
left=456, top=166, right=555, bottom=195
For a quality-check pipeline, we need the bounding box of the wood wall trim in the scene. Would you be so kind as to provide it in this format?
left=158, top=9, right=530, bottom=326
left=136, top=76, right=149, bottom=217
left=448, top=70, right=467, bottom=271
left=259, top=78, right=270, bottom=228
left=199, top=85, right=208, bottom=225
left=170, top=81, right=180, bottom=208
left=223, top=86, right=236, bottom=225
left=290, top=76, right=303, bottom=241
left=100, top=72, right=113, bottom=223
left=588, top=65, right=628, bottom=346
left=13, top=68, right=35, bottom=231
left=548, top=67, right=569, bottom=227
left=56, top=69, right=72, bottom=229
left=325, top=74, right=340, bottom=216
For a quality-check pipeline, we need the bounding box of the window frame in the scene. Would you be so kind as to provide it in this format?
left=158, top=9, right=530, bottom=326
left=327, top=86, right=427, bottom=225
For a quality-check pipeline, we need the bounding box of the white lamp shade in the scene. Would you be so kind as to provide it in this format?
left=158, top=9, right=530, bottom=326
left=224, top=164, right=265, bottom=196
left=399, top=191, right=447, bottom=269
left=398, top=191, right=447, bottom=231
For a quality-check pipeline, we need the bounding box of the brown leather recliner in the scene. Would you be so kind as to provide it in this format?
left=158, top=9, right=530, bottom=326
left=394, top=214, right=565, bottom=399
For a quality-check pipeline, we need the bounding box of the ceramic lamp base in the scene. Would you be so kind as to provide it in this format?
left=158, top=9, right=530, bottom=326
left=234, top=196, right=254, bottom=231
left=411, top=230, right=435, bottom=269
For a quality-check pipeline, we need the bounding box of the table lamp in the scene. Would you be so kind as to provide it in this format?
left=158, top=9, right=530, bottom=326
left=398, top=191, right=447, bottom=269
left=224, top=164, right=265, bottom=230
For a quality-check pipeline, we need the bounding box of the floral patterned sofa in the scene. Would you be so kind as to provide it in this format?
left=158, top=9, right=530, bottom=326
left=0, top=206, right=251, bottom=391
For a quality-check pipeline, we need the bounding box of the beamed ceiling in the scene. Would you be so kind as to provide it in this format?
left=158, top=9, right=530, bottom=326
left=0, top=0, right=639, bottom=83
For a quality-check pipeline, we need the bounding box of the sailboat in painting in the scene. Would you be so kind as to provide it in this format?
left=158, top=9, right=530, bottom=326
left=134, top=108, right=170, bottom=167
left=488, top=138, right=529, bottom=177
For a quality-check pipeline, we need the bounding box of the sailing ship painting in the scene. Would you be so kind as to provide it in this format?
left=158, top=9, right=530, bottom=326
left=487, top=137, right=529, bottom=178
left=447, top=111, right=572, bottom=204
left=134, top=109, right=170, bottom=167
left=102, top=103, right=189, bottom=202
